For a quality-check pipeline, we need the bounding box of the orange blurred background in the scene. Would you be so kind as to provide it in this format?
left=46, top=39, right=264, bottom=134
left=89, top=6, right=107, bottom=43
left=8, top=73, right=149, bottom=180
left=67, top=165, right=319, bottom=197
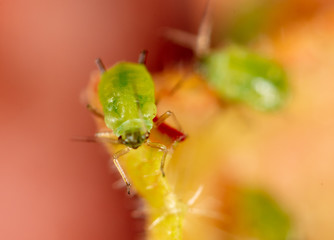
left=1, top=0, right=334, bottom=239
left=0, top=0, right=207, bottom=239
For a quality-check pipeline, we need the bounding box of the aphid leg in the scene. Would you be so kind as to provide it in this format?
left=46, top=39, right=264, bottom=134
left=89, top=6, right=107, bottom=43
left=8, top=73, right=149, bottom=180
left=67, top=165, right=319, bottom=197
left=195, top=0, right=212, bottom=56
left=155, top=73, right=190, bottom=105
left=86, top=104, right=104, bottom=119
left=95, top=58, right=106, bottom=73
left=72, top=132, right=119, bottom=144
left=167, top=74, right=188, bottom=98
left=155, top=110, right=184, bottom=134
left=145, top=140, right=168, bottom=177
left=95, top=132, right=121, bottom=144
left=71, top=136, right=102, bottom=143
left=112, top=147, right=132, bottom=194
left=138, top=50, right=148, bottom=65
left=164, top=0, right=212, bottom=56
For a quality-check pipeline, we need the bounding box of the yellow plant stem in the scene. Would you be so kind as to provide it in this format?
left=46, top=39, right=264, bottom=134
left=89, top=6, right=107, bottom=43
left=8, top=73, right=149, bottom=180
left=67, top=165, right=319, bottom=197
left=104, top=144, right=186, bottom=240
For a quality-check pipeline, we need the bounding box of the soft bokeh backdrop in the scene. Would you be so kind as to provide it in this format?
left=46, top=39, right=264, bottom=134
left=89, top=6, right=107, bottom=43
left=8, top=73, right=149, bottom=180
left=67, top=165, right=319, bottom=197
left=0, top=0, right=207, bottom=239
left=1, top=0, right=334, bottom=239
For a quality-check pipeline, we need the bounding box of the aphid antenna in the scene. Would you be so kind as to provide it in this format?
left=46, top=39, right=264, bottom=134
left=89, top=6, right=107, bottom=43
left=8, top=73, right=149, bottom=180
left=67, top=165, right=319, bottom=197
left=95, top=58, right=106, bottom=73
left=138, top=49, right=148, bottom=65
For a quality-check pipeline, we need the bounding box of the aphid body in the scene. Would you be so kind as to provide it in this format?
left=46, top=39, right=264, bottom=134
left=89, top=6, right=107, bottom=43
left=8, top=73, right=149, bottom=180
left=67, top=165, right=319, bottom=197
left=92, top=52, right=185, bottom=194
left=165, top=1, right=289, bottom=111
left=200, top=45, right=288, bottom=111
left=98, top=62, right=156, bottom=149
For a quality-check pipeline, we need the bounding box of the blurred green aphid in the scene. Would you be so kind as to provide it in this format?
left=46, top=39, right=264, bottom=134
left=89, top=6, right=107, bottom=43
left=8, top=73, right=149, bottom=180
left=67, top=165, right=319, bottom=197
left=93, top=51, right=174, bottom=194
left=236, top=188, right=292, bottom=240
left=165, top=2, right=288, bottom=111
left=200, top=45, right=288, bottom=111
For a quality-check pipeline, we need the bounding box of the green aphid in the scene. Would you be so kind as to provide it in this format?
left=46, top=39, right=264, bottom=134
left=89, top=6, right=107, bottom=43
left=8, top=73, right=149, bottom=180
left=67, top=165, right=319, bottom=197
left=91, top=51, right=183, bottom=194
left=200, top=45, right=288, bottom=111
left=98, top=60, right=156, bottom=149
left=165, top=1, right=289, bottom=111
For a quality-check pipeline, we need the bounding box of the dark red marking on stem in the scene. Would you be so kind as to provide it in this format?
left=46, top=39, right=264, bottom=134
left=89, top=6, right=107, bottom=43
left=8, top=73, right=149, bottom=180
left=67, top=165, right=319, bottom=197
left=153, top=116, right=187, bottom=142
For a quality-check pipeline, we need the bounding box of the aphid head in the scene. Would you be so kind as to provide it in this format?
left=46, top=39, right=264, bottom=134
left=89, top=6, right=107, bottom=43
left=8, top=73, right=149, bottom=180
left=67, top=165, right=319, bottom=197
left=120, top=130, right=150, bottom=149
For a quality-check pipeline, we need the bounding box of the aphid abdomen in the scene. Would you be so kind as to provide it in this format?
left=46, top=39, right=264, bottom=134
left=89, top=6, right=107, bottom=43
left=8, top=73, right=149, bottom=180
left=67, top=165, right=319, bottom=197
left=98, top=62, right=156, bottom=137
